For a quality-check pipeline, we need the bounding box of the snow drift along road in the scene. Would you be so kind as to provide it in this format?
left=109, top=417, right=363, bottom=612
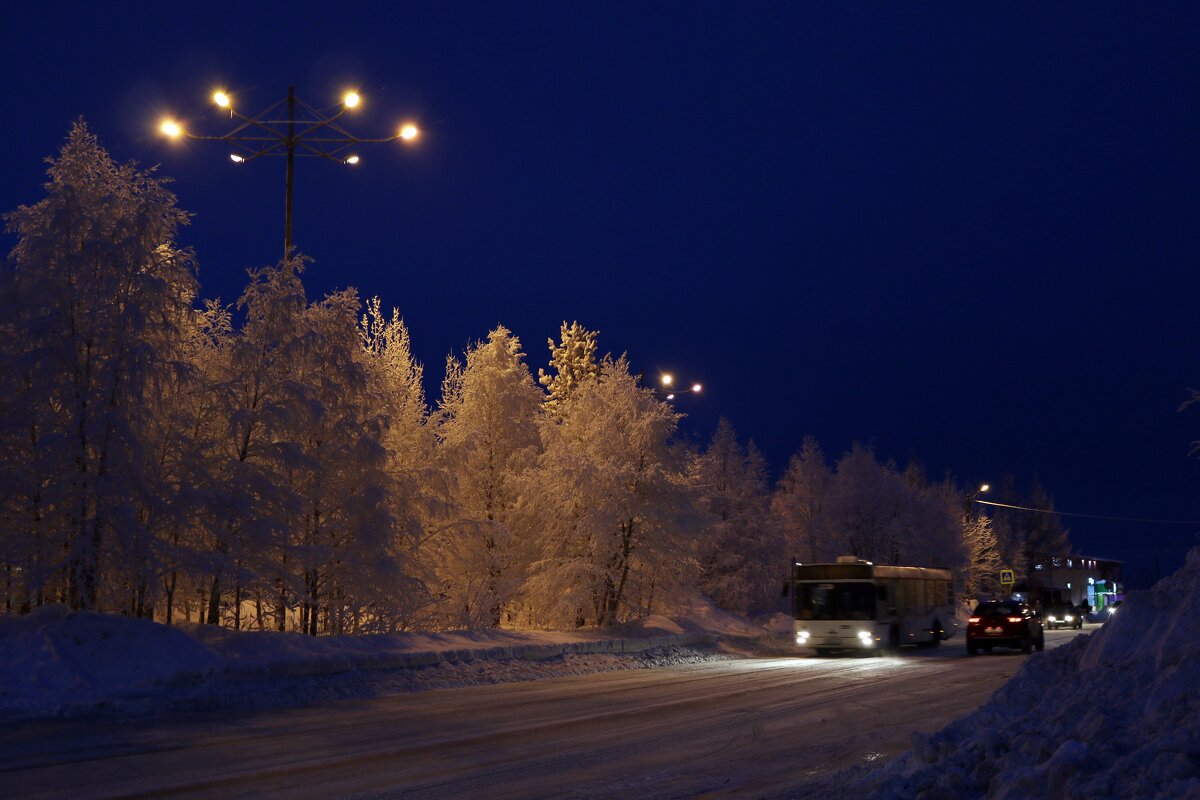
left=822, top=548, right=1200, bottom=800
left=0, top=604, right=740, bottom=720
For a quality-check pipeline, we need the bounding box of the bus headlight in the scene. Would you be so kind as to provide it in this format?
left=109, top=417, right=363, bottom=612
left=796, top=631, right=810, bottom=645
left=857, top=630, right=874, bottom=645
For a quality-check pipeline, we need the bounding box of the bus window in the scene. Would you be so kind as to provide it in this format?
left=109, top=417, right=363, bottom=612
left=794, top=583, right=876, bottom=621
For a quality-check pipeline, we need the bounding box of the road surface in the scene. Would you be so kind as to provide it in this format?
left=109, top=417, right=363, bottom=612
left=0, top=627, right=1088, bottom=800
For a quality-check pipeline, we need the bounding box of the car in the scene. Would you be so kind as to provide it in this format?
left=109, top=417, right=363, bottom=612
left=966, top=600, right=1045, bottom=655
left=1045, top=602, right=1083, bottom=630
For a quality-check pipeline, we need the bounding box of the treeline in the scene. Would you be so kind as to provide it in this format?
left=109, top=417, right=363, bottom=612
left=0, top=123, right=1070, bottom=634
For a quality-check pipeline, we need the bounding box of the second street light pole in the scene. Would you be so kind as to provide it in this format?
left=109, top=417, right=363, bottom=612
left=159, top=85, right=421, bottom=264
left=285, top=85, right=295, bottom=261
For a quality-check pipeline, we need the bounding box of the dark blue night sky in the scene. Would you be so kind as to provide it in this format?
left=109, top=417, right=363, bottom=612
left=4, top=4, right=1200, bottom=586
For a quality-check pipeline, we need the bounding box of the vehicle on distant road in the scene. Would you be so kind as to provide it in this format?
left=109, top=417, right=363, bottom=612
left=788, top=556, right=956, bottom=655
left=1045, top=602, right=1083, bottom=630
left=966, top=600, right=1045, bottom=655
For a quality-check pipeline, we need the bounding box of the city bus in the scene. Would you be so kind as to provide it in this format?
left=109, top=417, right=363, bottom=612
left=788, top=556, right=957, bottom=654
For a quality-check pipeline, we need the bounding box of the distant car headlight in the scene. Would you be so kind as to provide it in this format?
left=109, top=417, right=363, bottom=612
left=1064, top=615, right=1073, bottom=622
left=1048, top=616, right=1057, bottom=622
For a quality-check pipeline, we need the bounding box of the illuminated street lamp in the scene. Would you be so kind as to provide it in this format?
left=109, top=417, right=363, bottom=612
left=158, top=86, right=420, bottom=261
left=965, top=482, right=991, bottom=520
left=658, top=373, right=703, bottom=401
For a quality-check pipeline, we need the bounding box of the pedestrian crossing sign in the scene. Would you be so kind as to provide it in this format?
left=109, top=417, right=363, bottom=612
left=1000, top=568, right=1014, bottom=586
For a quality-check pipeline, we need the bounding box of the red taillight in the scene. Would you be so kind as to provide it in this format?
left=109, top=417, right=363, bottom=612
left=1007, top=616, right=1022, bottom=623
left=968, top=617, right=981, bottom=623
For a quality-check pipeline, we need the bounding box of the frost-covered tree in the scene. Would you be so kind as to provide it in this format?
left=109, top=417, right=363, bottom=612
left=515, top=355, right=691, bottom=627
left=902, top=475, right=965, bottom=570
left=771, top=437, right=832, bottom=564
left=286, top=287, right=399, bottom=635
left=358, top=298, right=436, bottom=629
left=979, top=473, right=1025, bottom=580
left=961, top=512, right=1002, bottom=602
left=360, top=297, right=431, bottom=471
left=810, top=444, right=960, bottom=568
left=813, top=444, right=906, bottom=562
left=537, top=321, right=599, bottom=417
left=196, top=264, right=421, bottom=634
left=149, top=299, right=232, bottom=624
left=693, top=419, right=778, bottom=615
left=1020, top=479, right=1072, bottom=596
left=432, top=326, right=543, bottom=627
left=198, top=259, right=312, bottom=628
left=0, top=120, right=196, bottom=611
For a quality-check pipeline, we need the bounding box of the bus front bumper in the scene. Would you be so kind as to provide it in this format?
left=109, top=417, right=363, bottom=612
left=795, top=629, right=882, bottom=650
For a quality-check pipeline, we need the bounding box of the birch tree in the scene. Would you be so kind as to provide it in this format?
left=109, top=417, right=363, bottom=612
left=771, top=437, right=832, bottom=564
left=962, top=512, right=1002, bottom=602
left=359, top=297, right=436, bottom=629
left=516, top=356, right=691, bottom=627
left=432, top=326, right=543, bottom=627
left=693, top=419, right=777, bottom=615
left=1, top=120, right=197, bottom=611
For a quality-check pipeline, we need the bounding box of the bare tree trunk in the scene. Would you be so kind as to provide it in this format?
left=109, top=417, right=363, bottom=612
left=306, top=569, right=320, bottom=636
left=205, top=575, right=221, bottom=625
left=275, top=575, right=287, bottom=632
left=164, top=570, right=177, bottom=625
left=233, top=574, right=242, bottom=630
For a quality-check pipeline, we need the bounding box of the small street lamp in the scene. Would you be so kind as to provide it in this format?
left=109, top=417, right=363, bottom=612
left=159, top=86, right=420, bottom=262
left=965, top=482, right=990, bottom=516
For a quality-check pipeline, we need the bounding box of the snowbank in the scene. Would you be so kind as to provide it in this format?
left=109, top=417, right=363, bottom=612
left=821, top=548, right=1200, bottom=799
left=0, top=606, right=721, bottom=721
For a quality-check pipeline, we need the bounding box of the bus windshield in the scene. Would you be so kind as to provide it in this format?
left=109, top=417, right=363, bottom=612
left=794, top=582, right=876, bottom=621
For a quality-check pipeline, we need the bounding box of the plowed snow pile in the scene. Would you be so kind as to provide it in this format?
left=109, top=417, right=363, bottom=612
left=837, top=548, right=1200, bottom=800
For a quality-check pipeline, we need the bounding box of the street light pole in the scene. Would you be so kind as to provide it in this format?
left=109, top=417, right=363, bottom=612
left=159, top=85, right=421, bottom=264
left=285, top=85, right=296, bottom=259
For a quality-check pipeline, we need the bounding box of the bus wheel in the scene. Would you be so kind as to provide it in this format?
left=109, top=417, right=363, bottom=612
left=886, top=626, right=900, bottom=653
left=928, top=619, right=942, bottom=648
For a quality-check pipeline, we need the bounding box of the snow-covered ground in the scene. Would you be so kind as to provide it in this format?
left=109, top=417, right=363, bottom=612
left=6, top=553, right=1200, bottom=799
left=0, top=596, right=768, bottom=721
left=794, top=548, right=1200, bottom=800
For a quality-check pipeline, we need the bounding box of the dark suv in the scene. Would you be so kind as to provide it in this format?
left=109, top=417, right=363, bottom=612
left=966, top=601, right=1045, bottom=655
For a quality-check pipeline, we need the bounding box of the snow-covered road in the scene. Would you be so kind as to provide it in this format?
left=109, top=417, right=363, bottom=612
left=0, top=629, right=1087, bottom=800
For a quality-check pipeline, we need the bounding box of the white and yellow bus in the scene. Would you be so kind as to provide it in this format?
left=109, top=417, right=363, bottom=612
left=789, top=557, right=957, bottom=654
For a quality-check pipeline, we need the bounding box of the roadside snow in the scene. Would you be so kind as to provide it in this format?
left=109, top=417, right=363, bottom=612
left=0, top=599, right=740, bottom=721
left=800, top=548, right=1200, bottom=800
